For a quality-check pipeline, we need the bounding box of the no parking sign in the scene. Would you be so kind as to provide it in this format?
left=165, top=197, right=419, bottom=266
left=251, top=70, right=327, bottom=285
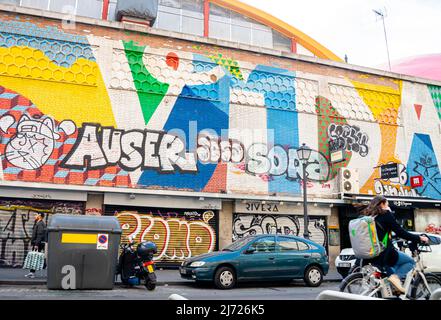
left=97, top=233, right=109, bottom=250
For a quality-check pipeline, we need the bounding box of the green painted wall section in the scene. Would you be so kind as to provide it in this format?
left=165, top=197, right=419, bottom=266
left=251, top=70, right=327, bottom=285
left=123, top=40, right=169, bottom=124
left=428, top=85, right=441, bottom=121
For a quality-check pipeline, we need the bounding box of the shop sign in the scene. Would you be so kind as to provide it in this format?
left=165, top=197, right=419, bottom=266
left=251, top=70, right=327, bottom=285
left=410, top=175, right=423, bottom=188
left=244, top=202, right=279, bottom=213
left=329, top=139, right=345, bottom=163
left=392, top=201, right=413, bottom=208
left=380, top=163, right=399, bottom=179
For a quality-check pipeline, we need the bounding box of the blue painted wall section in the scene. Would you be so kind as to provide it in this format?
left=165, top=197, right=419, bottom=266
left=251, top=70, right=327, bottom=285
left=407, top=133, right=441, bottom=199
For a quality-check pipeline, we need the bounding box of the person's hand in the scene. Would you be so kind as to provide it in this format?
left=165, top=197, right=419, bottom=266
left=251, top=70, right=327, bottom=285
left=420, top=235, right=429, bottom=243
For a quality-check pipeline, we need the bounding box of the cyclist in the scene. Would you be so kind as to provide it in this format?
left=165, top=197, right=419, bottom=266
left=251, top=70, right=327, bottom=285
left=357, top=195, right=428, bottom=294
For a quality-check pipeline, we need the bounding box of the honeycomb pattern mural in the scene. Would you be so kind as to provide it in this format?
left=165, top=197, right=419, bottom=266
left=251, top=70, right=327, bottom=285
left=351, top=81, right=402, bottom=125
left=0, top=21, right=90, bottom=44
left=328, top=83, right=373, bottom=121
left=231, top=66, right=296, bottom=111
left=0, top=33, right=95, bottom=68
left=230, top=88, right=265, bottom=107
left=0, top=45, right=97, bottom=86
left=296, top=78, right=319, bottom=113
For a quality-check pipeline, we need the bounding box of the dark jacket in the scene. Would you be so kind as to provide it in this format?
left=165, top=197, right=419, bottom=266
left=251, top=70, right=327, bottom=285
left=31, top=220, right=47, bottom=246
left=367, top=210, right=420, bottom=267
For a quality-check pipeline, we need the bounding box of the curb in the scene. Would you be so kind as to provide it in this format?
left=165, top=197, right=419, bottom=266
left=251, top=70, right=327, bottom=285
left=0, top=279, right=341, bottom=286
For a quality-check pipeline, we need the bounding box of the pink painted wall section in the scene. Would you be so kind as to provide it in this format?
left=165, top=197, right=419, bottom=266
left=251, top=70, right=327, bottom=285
left=389, top=54, right=441, bottom=82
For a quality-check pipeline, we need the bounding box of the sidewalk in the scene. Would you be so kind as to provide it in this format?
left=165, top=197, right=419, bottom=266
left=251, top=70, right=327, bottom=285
left=0, top=267, right=342, bottom=286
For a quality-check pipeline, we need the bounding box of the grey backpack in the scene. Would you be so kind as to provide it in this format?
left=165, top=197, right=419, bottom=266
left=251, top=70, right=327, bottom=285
left=349, top=215, right=389, bottom=259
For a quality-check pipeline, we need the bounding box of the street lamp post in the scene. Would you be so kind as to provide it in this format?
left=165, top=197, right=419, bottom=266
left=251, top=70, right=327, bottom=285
left=297, top=143, right=312, bottom=239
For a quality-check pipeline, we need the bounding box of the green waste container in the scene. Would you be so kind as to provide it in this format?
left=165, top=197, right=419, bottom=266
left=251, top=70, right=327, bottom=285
left=47, top=214, right=122, bottom=290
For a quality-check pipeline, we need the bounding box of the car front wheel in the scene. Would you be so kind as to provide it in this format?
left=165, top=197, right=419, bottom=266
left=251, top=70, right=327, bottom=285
left=304, top=265, right=323, bottom=287
left=214, top=266, right=236, bottom=289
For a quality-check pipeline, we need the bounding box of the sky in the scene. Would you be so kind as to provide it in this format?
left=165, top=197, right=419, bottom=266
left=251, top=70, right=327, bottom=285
left=240, top=0, right=441, bottom=69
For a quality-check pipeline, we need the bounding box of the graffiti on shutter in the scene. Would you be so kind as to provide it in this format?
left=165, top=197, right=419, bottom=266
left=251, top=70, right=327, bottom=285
left=232, top=214, right=328, bottom=248
left=0, top=199, right=84, bottom=267
left=112, top=207, right=217, bottom=265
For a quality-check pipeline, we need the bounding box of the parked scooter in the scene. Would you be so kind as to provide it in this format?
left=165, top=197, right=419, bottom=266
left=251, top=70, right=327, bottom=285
left=116, top=238, right=157, bottom=290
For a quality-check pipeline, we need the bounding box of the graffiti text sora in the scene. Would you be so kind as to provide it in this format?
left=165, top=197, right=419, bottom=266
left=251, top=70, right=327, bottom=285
left=246, top=143, right=330, bottom=182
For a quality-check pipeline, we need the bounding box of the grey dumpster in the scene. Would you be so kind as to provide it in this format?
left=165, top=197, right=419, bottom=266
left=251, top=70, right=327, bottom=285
left=47, top=214, right=122, bottom=290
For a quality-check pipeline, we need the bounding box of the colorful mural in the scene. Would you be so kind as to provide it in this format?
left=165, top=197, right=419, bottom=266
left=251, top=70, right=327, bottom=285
left=113, top=207, right=217, bottom=264
left=0, top=17, right=441, bottom=200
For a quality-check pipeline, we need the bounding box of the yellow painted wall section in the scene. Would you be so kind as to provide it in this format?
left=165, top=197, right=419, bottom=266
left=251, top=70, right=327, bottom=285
left=352, top=80, right=408, bottom=194
left=0, top=46, right=116, bottom=126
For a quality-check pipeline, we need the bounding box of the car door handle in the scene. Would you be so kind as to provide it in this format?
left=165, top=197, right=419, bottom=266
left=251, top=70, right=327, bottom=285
left=303, top=254, right=311, bottom=258
left=268, top=257, right=275, bottom=260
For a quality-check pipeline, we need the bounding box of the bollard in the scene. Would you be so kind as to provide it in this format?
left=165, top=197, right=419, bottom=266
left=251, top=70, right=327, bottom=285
left=430, top=288, right=441, bottom=300
left=316, top=290, right=384, bottom=300
left=169, top=293, right=189, bottom=300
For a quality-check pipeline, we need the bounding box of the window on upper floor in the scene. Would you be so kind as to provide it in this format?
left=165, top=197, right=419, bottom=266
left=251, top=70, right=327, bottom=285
left=155, top=0, right=204, bottom=37
left=2, top=0, right=302, bottom=54
left=11, top=0, right=104, bottom=20
left=208, top=3, right=293, bottom=52
left=272, top=29, right=292, bottom=52
left=0, top=0, right=19, bottom=5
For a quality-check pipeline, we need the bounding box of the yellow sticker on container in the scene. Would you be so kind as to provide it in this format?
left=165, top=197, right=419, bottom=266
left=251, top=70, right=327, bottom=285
left=61, top=233, right=97, bottom=244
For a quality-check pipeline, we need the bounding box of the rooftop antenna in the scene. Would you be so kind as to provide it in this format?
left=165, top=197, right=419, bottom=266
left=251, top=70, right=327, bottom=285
left=373, top=7, right=391, bottom=71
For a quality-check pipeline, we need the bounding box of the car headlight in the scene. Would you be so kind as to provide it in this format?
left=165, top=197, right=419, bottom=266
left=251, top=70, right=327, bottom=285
left=190, top=261, right=206, bottom=267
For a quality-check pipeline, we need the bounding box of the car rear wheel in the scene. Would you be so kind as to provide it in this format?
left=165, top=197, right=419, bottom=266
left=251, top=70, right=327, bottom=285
left=214, top=266, right=236, bottom=289
left=304, top=265, right=323, bottom=287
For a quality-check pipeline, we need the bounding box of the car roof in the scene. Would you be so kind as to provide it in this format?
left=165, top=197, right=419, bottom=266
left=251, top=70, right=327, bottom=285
left=254, top=234, right=323, bottom=245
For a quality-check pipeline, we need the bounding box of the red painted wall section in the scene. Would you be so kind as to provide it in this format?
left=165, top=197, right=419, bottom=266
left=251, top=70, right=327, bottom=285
left=102, top=0, right=110, bottom=20
left=291, top=38, right=297, bottom=54
left=204, top=0, right=210, bottom=37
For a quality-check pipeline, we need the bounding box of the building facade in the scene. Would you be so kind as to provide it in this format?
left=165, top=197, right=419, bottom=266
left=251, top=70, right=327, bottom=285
left=0, top=1, right=441, bottom=268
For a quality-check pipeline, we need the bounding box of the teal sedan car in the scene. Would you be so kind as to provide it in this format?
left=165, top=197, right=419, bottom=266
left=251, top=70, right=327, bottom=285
left=180, top=234, right=329, bottom=289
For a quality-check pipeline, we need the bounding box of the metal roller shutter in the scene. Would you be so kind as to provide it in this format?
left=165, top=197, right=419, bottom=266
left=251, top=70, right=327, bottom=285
left=232, top=213, right=328, bottom=250
left=106, top=205, right=218, bottom=267
left=0, top=199, right=85, bottom=268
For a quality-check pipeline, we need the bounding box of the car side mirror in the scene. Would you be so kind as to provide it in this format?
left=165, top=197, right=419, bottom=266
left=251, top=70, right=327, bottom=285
left=244, top=247, right=256, bottom=254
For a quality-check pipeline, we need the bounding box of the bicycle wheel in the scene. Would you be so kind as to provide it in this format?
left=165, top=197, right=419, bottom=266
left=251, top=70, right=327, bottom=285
left=410, top=273, right=441, bottom=300
left=340, top=272, right=380, bottom=296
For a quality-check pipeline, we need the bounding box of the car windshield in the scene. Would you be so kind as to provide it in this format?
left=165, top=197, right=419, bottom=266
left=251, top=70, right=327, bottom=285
left=222, top=237, right=255, bottom=251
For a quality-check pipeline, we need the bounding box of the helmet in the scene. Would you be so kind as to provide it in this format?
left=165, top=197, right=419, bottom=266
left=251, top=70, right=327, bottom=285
left=136, top=241, right=157, bottom=259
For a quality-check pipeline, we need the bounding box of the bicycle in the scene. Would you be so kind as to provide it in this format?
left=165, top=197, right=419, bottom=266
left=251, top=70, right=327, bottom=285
left=339, top=235, right=441, bottom=300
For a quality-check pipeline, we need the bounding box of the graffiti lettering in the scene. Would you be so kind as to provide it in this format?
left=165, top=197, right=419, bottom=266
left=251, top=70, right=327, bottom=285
left=0, top=200, right=83, bottom=267
left=61, top=124, right=198, bottom=172
left=85, top=208, right=103, bottom=216
left=374, top=180, right=418, bottom=197
left=328, top=124, right=369, bottom=157
left=374, top=163, right=419, bottom=197
left=246, top=143, right=330, bottom=182
left=412, top=154, right=441, bottom=196
left=197, top=134, right=244, bottom=164
left=116, top=211, right=216, bottom=262
left=232, top=214, right=327, bottom=248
